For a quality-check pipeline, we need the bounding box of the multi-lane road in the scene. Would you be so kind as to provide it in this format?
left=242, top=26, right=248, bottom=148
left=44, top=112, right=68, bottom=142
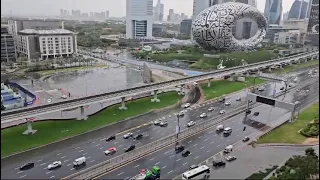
left=1, top=70, right=317, bottom=179
left=97, top=76, right=319, bottom=179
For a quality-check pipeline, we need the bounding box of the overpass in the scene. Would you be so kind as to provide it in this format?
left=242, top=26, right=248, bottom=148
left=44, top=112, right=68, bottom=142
left=1, top=50, right=319, bottom=123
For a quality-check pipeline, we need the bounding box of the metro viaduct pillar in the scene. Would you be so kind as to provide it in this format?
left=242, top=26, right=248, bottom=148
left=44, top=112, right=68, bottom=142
left=22, top=119, right=37, bottom=135
left=77, top=106, right=88, bottom=120
left=151, top=90, right=160, bottom=102
left=207, top=78, right=212, bottom=87
left=119, top=97, right=128, bottom=110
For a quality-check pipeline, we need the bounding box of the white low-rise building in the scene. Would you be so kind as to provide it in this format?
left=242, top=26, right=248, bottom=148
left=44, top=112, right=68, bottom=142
left=273, top=30, right=303, bottom=45
left=17, top=29, right=77, bottom=60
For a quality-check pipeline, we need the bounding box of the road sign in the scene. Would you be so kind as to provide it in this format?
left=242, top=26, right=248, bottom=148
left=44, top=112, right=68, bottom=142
left=176, top=126, right=180, bottom=134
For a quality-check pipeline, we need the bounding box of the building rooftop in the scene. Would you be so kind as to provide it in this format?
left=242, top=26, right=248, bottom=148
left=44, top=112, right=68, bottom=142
left=18, top=29, right=74, bottom=35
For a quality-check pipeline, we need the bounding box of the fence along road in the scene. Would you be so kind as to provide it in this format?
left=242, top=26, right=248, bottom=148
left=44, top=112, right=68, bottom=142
left=63, top=78, right=318, bottom=179
left=1, top=50, right=318, bottom=122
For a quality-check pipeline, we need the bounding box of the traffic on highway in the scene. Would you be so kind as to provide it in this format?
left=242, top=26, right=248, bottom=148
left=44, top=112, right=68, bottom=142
left=97, top=76, right=319, bottom=180
left=1, top=69, right=317, bottom=179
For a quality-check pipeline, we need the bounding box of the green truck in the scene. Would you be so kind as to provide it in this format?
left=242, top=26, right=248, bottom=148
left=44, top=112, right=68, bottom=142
left=130, top=166, right=161, bottom=180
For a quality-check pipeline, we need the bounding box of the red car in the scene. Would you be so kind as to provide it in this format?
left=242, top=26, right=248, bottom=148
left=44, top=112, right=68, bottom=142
left=104, top=147, right=117, bottom=155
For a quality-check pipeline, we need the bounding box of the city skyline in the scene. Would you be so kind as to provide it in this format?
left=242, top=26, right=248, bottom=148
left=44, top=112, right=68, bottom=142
left=1, top=0, right=299, bottom=18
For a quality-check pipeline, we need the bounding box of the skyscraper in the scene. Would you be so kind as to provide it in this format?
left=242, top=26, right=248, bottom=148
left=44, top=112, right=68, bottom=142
left=307, top=0, right=319, bottom=33
left=126, top=0, right=153, bottom=39
left=264, top=0, right=283, bottom=25
left=288, top=0, right=309, bottom=19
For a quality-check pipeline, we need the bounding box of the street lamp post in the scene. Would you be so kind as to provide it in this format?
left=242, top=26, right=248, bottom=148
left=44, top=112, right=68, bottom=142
left=176, top=114, right=180, bottom=147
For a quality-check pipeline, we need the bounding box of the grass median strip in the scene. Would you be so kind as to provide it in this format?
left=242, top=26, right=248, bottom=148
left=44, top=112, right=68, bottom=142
left=1, top=92, right=180, bottom=157
left=257, top=102, right=319, bottom=144
left=201, top=77, right=265, bottom=100
left=271, top=59, right=319, bottom=74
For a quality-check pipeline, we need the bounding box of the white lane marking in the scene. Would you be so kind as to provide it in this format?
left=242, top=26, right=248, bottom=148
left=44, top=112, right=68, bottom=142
left=217, top=144, right=221, bottom=147
left=46, top=171, right=52, bottom=174
left=50, top=176, right=55, bottom=179
left=150, top=157, right=155, bottom=161
left=237, top=128, right=241, bottom=131
left=220, top=137, right=224, bottom=139
left=78, top=150, right=84, bottom=152
left=134, top=164, right=140, bottom=168
left=176, top=158, right=181, bottom=162
left=137, top=129, right=141, bottom=132
left=125, top=177, right=131, bottom=180
left=150, top=137, right=154, bottom=140
left=57, top=153, right=62, bottom=156
left=193, top=144, right=198, bottom=147
left=40, top=163, right=46, bottom=166
left=164, top=150, right=170, bottom=155
left=204, top=138, right=209, bottom=141
left=117, top=172, right=124, bottom=176
left=188, top=140, right=192, bottom=144
left=194, top=156, right=199, bottom=159
left=207, top=150, right=211, bottom=153
left=75, top=147, right=81, bottom=149
left=200, top=146, right=204, bottom=149
left=226, top=139, right=230, bottom=142
left=89, top=160, right=95, bottom=163
left=95, top=144, right=101, bottom=147
left=162, top=166, right=167, bottom=169
left=169, top=155, right=175, bottom=159
left=118, top=144, right=123, bottom=147
left=157, top=130, right=160, bottom=133
left=155, top=162, right=160, bottom=165
left=237, top=134, right=239, bottom=137
left=168, top=115, right=172, bottom=118
left=87, top=156, right=91, bottom=159
left=114, top=142, right=118, bottom=144
left=92, top=141, right=96, bottom=144
left=17, top=171, right=23, bottom=174
left=83, top=153, right=88, bottom=156
left=183, top=162, right=188, bottom=166
left=19, top=175, right=26, bottom=178
left=70, top=168, right=75, bottom=171
left=100, top=138, right=104, bottom=141
left=152, top=128, right=156, bottom=131
left=67, top=164, right=72, bottom=166
left=198, top=136, right=202, bottom=139
left=61, top=156, right=66, bottom=159
left=100, top=147, right=104, bottom=149
left=167, top=170, right=173, bottom=174
left=37, top=159, right=42, bottom=162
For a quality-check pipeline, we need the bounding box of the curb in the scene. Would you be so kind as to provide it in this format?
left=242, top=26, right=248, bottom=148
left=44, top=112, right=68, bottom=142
left=256, top=143, right=319, bottom=147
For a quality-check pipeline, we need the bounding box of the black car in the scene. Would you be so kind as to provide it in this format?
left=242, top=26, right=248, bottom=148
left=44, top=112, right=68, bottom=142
left=212, top=160, right=226, bottom=167
left=246, top=110, right=251, bottom=115
left=19, top=162, right=35, bottom=171
left=125, top=145, right=135, bottom=152
left=254, top=112, right=260, bottom=116
left=242, top=136, right=250, bottom=142
left=106, top=135, right=116, bottom=141
left=175, top=145, right=185, bottom=153
left=189, top=165, right=199, bottom=170
left=182, top=150, right=190, bottom=157
left=280, top=87, right=285, bottom=90
left=134, top=134, right=143, bottom=140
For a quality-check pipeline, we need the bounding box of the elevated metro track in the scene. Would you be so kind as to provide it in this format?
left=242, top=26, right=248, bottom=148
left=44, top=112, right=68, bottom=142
left=1, top=50, right=319, bottom=122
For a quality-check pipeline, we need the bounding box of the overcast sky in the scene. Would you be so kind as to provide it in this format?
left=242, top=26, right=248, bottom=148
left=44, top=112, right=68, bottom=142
left=1, top=0, right=297, bottom=17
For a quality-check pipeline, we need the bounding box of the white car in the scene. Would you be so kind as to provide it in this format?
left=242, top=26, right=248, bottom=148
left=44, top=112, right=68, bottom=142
left=123, top=132, right=133, bottom=139
left=187, top=121, right=195, bottom=127
left=183, top=103, right=191, bottom=108
left=179, top=111, right=185, bottom=116
left=219, top=110, right=226, bottom=114
left=200, top=113, right=207, bottom=118
left=257, top=87, right=265, bottom=91
left=104, top=147, right=117, bottom=155
left=47, top=161, right=62, bottom=170
left=61, top=94, right=67, bottom=99
left=224, top=145, right=233, bottom=153
left=208, top=107, right=214, bottom=112
left=224, top=101, right=231, bottom=106
left=235, top=97, right=241, bottom=101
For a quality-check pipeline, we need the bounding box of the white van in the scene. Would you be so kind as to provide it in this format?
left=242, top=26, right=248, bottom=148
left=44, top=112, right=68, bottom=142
left=224, top=145, right=233, bottom=153
left=73, top=157, right=86, bottom=166
left=223, top=127, right=232, bottom=134
left=216, top=125, right=224, bottom=132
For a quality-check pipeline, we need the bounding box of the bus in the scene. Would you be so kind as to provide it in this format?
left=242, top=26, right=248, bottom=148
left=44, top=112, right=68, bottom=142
left=182, top=165, right=210, bottom=179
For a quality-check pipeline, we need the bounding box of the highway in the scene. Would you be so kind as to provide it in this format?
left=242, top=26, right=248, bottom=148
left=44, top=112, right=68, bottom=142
left=1, top=71, right=316, bottom=179
left=96, top=77, right=319, bottom=179
left=1, top=50, right=318, bottom=122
